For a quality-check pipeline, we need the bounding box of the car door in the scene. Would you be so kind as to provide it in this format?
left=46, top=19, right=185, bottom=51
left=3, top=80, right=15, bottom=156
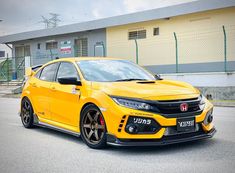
left=30, top=63, right=59, bottom=120
left=50, top=62, right=82, bottom=127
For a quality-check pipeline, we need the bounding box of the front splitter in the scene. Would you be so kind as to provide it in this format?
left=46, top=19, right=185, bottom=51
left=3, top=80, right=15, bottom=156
left=107, top=128, right=216, bottom=147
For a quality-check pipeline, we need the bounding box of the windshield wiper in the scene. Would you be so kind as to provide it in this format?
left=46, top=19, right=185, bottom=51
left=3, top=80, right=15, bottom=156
left=115, top=78, right=147, bottom=82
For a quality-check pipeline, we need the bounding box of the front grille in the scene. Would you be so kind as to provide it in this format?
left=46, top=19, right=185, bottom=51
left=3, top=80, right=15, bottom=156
left=149, top=97, right=203, bottom=118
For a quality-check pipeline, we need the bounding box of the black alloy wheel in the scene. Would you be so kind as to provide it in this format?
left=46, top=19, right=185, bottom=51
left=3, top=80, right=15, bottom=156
left=21, top=98, right=34, bottom=128
left=80, top=104, right=107, bottom=149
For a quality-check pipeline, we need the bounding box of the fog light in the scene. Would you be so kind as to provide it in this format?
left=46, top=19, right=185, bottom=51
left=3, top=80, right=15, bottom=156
left=204, top=108, right=213, bottom=125
left=208, top=114, right=213, bottom=123
left=126, top=124, right=138, bottom=134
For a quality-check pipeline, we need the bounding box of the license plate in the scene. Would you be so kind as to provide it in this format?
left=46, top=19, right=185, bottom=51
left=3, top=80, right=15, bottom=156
left=177, top=117, right=195, bottom=132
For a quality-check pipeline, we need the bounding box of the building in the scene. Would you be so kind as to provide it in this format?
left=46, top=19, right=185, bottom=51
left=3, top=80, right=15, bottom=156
left=0, top=0, right=235, bottom=76
left=0, top=44, right=12, bottom=58
left=0, top=51, right=5, bottom=58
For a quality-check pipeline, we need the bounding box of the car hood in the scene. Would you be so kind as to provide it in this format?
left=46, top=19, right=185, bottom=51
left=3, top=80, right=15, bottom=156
left=91, top=80, right=200, bottom=100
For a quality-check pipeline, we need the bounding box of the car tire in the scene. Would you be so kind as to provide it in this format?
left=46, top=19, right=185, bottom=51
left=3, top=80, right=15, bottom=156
left=80, top=104, right=107, bottom=149
left=21, top=97, right=34, bottom=128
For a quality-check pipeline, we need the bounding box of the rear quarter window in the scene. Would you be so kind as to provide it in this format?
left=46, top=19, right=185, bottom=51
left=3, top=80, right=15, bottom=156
left=39, top=63, right=59, bottom=82
left=34, top=69, right=42, bottom=79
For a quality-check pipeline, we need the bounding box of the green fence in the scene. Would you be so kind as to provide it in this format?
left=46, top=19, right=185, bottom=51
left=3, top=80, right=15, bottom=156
left=129, top=25, right=235, bottom=73
left=0, top=57, right=25, bottom=82
left=0, top=58, right=12, bottom=82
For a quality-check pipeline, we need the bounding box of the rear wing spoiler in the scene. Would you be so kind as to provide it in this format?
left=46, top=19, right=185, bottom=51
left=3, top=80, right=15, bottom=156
left=25, top=64, right=43, bottom=77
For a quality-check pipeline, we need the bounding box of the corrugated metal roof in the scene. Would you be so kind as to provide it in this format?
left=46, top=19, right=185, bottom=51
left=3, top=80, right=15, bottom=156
left=0, top=0, right=235, bottom=44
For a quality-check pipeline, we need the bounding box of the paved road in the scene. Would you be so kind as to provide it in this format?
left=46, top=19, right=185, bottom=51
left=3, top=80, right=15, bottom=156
left=0, top=98, right=235, bottom=173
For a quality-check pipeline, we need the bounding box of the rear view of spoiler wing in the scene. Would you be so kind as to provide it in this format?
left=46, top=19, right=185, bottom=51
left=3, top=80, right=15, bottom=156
left=25, top=64, right=43, bottom=77
left=23, top=64, right=43, bottom=87
left=32, top=64, right=43, bottom=71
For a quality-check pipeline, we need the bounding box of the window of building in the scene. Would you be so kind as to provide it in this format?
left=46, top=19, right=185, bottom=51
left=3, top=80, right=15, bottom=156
left=153, top=27, right=160, bottom=36
left=15, top=45, right=31, bottom=57
left=40, top=63, right=59, bottom=81
left=46, top=42, right=58, bottom=50
left=128, top=30, right=146, bottom=40
left=37, top=43, right=41, bottom=49
left=75, top=38, right=88, bottom=57
left=56, top=62, right=80, bottom=81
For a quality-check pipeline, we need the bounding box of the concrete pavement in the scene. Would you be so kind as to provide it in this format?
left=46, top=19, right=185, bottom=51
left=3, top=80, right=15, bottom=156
left=0, top=98, right=235, bottom=173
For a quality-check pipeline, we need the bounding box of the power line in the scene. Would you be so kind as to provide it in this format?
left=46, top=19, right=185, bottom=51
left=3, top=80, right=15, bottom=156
left=49, top=13, right=61, bottom=28
left=39, top=13, right=61, bottom=29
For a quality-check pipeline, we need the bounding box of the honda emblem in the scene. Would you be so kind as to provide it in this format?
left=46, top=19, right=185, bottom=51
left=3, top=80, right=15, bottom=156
left=180, top=103, right=188, bottom=112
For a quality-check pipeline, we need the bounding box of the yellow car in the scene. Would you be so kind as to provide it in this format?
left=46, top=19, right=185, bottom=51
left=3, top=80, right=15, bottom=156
left=20, top=57, right=216, bottom=149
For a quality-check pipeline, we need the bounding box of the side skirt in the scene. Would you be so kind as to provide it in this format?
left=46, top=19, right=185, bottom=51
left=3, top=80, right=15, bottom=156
left=33, top=114, right=80, bottom=137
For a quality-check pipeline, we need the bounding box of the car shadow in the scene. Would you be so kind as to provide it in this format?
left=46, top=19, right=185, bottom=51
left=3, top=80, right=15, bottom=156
left=32, top=126, right=83, bottom=144
left=30, top=125, right=235, bottom=163
left=32, top=125, right=219, bottom=154
left=105, top=138, right=235, bottom=163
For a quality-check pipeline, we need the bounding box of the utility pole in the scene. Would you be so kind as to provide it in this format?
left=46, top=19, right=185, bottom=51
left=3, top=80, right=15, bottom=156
left=40, top=16, right=50, bottom=28
left=173, top=32, right=179, bottom=73
left=134, top=39, right=139, bottom=64
left=222, top=25, right=227, bottom=72
left=39, top=13, right=61, bottom=29
left=49, top=13, right=61, bottom=28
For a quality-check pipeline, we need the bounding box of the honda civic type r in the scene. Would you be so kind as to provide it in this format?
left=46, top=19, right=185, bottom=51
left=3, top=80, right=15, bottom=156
left=20, top=57, right=216, bottom=149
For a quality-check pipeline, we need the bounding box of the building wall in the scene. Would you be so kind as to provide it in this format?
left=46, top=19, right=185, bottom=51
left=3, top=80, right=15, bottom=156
left=107, top=7, right=235, bottom=73
left=161, top=72, right=235, bottom=100
left=12, top=29, right=106, bottom=66
left=0, top=44, right=12, bottom=58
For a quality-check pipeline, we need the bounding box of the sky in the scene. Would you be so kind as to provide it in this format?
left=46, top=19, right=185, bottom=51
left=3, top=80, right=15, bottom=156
left=0, top=0, right=196, bottom=56
left=0, top=0, right=196, bottom=36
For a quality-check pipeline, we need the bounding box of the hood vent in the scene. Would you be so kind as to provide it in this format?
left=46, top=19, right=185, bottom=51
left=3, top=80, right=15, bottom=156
left=136, top=81, right=156, bottom=84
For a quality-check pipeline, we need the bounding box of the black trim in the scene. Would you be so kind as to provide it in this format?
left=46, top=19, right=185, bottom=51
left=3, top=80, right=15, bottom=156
left=55, top=61, right=81, bottom=82
left=107, top=128, right=216, bottom=146
left=161, top=110, right=203, bottom=118
left=39, top=62, right=60, bottom=82
left=110, top=95, right=202, bottom=118
left=32, top=64, right=43, bottom=71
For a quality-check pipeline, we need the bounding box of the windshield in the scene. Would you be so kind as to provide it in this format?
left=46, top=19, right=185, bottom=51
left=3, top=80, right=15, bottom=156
left=76, top=60, right=155, bottom=82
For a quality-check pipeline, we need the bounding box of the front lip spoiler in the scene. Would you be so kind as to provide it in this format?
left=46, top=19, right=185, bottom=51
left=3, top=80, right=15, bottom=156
left=107, top=128, right=216, bottom=147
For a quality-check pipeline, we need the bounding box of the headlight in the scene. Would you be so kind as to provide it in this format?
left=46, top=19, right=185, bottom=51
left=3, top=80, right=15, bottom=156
left=112, top=97, right=151, bottom=110
left=199, top=95, right=206, bottom=110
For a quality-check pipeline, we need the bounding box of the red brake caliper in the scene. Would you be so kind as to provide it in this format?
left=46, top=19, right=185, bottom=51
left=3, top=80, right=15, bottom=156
left=99, top=116, right=105, bottom=126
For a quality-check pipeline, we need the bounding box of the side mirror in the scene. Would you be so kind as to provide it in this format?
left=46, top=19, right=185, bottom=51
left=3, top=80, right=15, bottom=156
left=154, top=74, right=163, bottom=80
left=58, top=77, right=82, bottom=86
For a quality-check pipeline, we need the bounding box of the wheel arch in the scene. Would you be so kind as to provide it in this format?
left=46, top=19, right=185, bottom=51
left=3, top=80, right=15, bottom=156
left=79, top=102, right=105, bottom=131
left=80, top=102, right=96, bottom=114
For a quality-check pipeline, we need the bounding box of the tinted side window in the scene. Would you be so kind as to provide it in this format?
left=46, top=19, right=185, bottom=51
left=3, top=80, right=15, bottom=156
left=34, top=69, right=42, bottom=79
left=56, top=62, right=79, bottom=81
left=40, top=63, right=58, bottom=81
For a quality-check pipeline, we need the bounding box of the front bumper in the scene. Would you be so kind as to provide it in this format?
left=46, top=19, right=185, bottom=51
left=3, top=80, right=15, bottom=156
left=107, top=127, right=216, bottom=146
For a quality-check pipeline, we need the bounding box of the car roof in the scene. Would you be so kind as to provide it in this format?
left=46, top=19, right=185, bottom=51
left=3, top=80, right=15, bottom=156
left=50, top=57, right=123, bottom=63
left=38, top=57, right=127, bottom=71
